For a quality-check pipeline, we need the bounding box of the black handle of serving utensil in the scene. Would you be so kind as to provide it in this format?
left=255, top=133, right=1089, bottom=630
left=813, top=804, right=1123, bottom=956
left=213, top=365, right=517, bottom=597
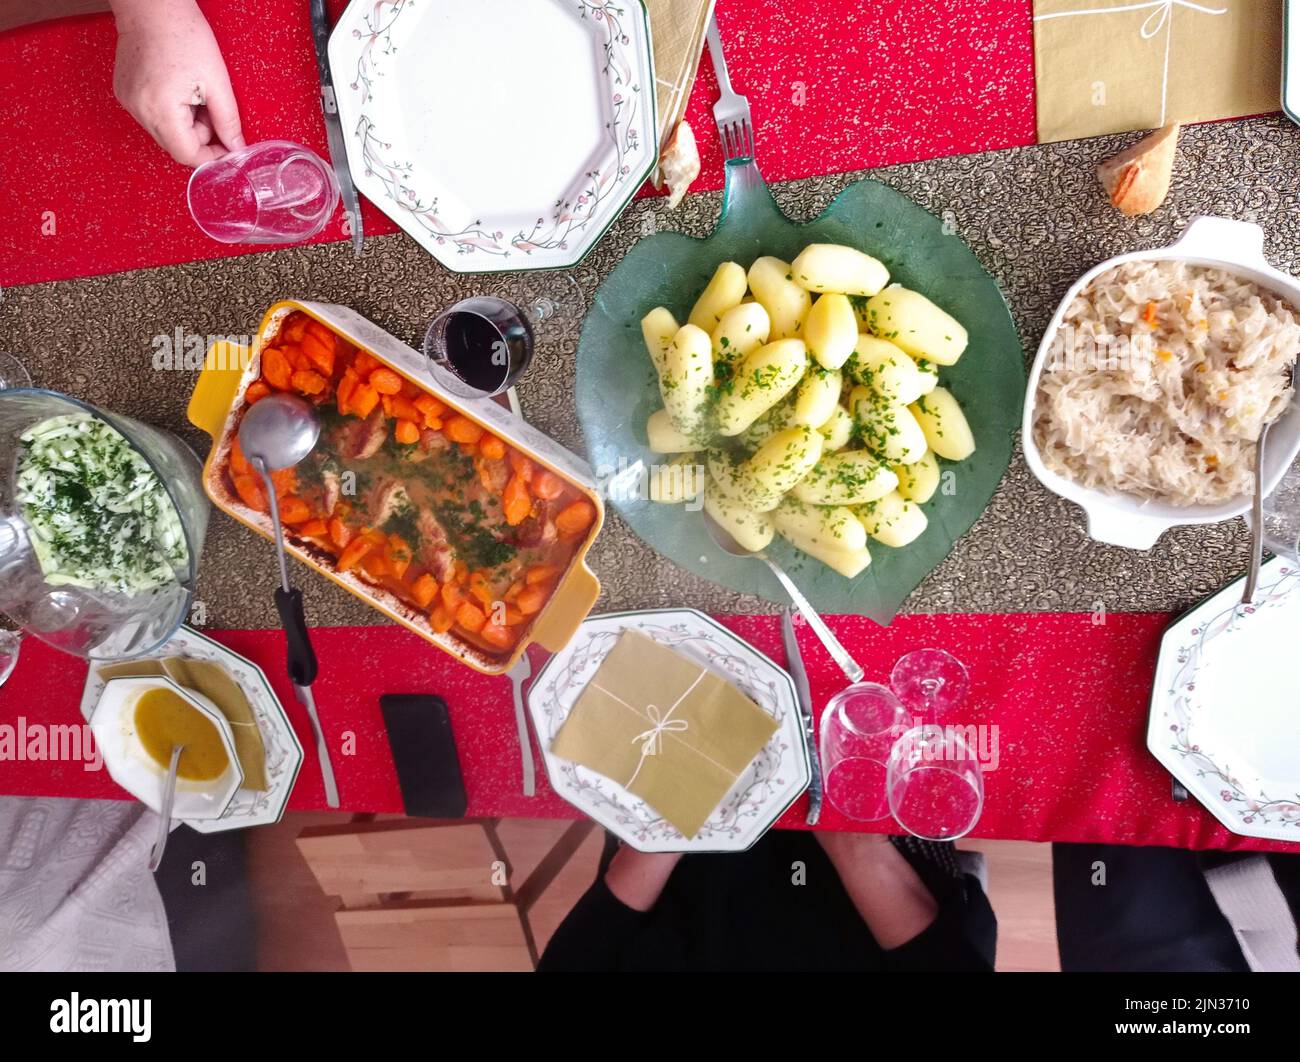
left=275, top=586, right=319, bottom=687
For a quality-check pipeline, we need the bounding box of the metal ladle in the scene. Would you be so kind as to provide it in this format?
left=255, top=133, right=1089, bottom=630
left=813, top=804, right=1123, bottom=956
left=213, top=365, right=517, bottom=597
left=703, top=512, right=864, bottom=684
left=238, top=394, right=339, bottom=808
left=1243, top=359, right=1299, bottom=605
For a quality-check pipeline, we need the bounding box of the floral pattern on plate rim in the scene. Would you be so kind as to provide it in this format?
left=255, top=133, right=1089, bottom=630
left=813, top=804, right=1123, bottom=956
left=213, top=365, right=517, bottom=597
left=1161, top=563, right=1300, bottom=832
left=530, top=611, right=809, bottom=850
left=342, top=0, right=651, bottom=261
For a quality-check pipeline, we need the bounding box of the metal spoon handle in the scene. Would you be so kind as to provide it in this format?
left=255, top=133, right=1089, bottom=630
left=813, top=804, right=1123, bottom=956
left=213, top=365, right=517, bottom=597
left=149, top=745, right=181, bottom=873
left=1243, top=426, right=1269, bottom=605
left=763, top=557, right=864, bottom=684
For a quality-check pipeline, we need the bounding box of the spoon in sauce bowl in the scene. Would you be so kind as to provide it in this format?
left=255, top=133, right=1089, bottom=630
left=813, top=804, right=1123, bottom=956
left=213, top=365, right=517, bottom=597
left=238, top=394, right=339, bottom=808
left=148, top=745, right=182, bottom=873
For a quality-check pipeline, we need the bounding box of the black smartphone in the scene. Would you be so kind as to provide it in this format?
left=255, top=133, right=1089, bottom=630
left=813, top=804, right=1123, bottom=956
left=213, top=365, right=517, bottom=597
left=378, top=695, right=468, bottom=819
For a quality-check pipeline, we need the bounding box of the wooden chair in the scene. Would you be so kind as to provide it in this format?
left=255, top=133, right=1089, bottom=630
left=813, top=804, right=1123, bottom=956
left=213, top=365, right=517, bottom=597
left=296, top=815, right=595, bottom=971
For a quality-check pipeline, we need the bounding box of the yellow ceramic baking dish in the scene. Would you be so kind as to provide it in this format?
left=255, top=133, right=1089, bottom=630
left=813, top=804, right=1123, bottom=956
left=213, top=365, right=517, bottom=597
left=187, top=299, right=603, bottom=675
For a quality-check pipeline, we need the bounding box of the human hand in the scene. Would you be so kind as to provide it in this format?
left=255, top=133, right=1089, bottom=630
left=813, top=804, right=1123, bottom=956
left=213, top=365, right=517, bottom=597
left=603, top=846, right=684, bottom=913
left=111, top=0, right=245, bottom=167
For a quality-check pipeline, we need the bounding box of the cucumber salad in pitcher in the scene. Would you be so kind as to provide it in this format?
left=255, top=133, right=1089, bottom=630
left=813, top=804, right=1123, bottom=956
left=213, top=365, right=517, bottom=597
left=15, top=414, right=189, bottom=594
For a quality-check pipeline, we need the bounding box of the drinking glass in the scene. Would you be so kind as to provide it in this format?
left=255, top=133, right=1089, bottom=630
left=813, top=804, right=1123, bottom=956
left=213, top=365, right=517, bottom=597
left=0, top=353, right=31, bottom=390
left=819, top=682, right=908, bottom=821
left=887, top=724, right=984, bottom=840
left=423, top=274, right=584, bottom=399
left=188, top=140, right=340, bottom=244
left=0, top=629, right=20, bottom=688
left=890, top=648, right=969, bottom=722
left=1263, top=451, right=1300, bottom=563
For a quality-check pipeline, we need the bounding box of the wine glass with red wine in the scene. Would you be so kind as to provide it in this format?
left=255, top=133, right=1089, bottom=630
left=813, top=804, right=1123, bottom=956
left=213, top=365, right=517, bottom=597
left=423, top=274, right=584, bottom=400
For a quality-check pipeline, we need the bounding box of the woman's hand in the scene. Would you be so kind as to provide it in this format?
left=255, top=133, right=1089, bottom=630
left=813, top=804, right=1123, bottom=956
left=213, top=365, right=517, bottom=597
left=817, top=830, right=940, bottom=949
left=110, top=0, right=245, bottom=167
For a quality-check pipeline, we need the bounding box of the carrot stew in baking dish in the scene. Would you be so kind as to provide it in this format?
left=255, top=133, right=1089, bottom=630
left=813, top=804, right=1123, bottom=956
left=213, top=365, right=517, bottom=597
left=223, top=311, right=597, bottom=657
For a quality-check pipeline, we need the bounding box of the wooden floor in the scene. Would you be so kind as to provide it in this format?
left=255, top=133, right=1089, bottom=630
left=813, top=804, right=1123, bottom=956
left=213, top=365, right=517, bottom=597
left=247, top=813, right=1060, bottom=971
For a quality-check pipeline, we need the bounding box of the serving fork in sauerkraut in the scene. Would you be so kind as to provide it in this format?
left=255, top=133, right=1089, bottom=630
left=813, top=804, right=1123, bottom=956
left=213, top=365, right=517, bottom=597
left=1034, top=260, right=1298, bottom=506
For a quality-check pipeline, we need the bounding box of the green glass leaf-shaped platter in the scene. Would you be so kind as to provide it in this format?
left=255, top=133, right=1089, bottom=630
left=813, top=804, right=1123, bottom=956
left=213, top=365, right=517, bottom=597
left=575, top=163, right=1025, bottom=623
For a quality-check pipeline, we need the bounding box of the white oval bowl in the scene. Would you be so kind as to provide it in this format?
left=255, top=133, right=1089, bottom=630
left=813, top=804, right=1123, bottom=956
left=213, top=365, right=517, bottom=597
left=1023, top=215, right=1300, bottom=550
left=89, top=676, right=244, bottom=820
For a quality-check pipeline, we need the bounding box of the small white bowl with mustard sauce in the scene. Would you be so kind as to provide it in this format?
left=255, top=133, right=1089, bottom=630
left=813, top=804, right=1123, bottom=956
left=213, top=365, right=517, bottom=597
left=90, top=676, right=244, bottom=820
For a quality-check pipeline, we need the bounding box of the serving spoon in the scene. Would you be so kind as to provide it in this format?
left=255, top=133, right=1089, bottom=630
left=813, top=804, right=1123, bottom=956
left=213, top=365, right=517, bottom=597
left=149, top=745, right=181, bottom=873
left=238, top=394, right=339, bottom=808
left=703, top=512, right=864, bottom=684
left=1243, top=358, right=1299, bottom=605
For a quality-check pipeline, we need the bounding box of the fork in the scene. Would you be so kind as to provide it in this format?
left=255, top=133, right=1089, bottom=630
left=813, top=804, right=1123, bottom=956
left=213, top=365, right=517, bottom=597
left=705, top=17, right=755, bottom=163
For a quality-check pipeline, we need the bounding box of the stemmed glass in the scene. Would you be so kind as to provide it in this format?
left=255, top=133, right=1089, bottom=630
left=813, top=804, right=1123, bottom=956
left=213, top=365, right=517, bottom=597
left=890, top=648, right=970, bottom=722
left=819, top=682, right=908, bottom=821
left=0, top=629, right=20, bottom=689
left=887, top=724, right=985, bottom=840
left=0, top=355, right=29, bottom=685
left=1263, top=452, right=1300, bottom=563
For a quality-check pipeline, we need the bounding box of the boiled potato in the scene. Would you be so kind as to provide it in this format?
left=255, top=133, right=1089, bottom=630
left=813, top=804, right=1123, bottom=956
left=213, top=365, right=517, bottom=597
left=893, top=449, right=940, bottom=503
left=790, top=450, right=898, bottom=506
left=910, top=387, right=976, bottom=461
left=791, top=243, right=889, bottom=297
left=849, top=385, right=928, bottom=465
left=659, top=323, right=713, bottom=438
left=739, top=425, right=824, bottom=498
left=802, top=293, right=857, bottom=370
left=688, top=262, right=748, bottom=331
left=817, top=405, right=855, bottom=451
left=704, top=489, right=775, bottom=553
left=865, top=285, right=968, bottom=365
left=640, top=307, right=679, bottom=376
left=791, top=367, right=843, bottom=428
left=747, top=256, right=812, bottom=340
left=771, top=497, right=867, bottom=553
left=914, top=356, right=939, bottom=395
left=738, top=399, right=795, bottom=449
left=646, top=408, right=697, bottom=454
left=707, top=448, right=780, bottom=512
left=649, top=454, right=704, bottom=503
left=846, top=334, right=929, bottom=406
left=715, top=339, right=808, bottom=436
left=854, top=491, right=928, bottom=548
left=711, top=302, right=770, bottom=370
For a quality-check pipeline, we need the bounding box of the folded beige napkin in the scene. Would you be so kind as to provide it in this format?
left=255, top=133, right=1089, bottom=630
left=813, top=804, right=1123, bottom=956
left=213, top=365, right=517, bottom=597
left=648, top=0, right=715, bottom=168
left=1033, top=0, right=1282, bottom=142
left=550, top=630, right=777, bottom=838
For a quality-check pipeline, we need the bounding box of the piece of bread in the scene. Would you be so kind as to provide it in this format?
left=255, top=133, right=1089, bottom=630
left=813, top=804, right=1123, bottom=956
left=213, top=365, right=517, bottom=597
left=658, top=119, right=700, bottom=210
left=1097, top=123, right=1181, bottom=216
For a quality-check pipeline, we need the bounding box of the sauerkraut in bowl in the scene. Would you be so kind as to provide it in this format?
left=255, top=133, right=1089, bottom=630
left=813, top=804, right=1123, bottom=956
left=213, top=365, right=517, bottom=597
left=1033, top=260, right=1298, bottom=507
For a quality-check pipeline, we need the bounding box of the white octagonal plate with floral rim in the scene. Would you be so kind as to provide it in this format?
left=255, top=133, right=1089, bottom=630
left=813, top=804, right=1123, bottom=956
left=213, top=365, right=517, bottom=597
left=1148, top=557, right=1300, bottom=841
left=328, top=0, right=657, bottom=272
left=80, top=627, right=304, bottom=834
left=528, top=609, right=811, bottom=852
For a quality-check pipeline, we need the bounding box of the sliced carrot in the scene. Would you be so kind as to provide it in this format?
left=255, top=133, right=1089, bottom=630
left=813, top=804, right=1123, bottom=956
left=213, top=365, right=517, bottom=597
left=525, top=563, right=560, bottom=586
left=515, top=585, right=548, bottom=615
left=245, top=381, right=271, bottom=405
left=304, top=318, right=336, bottom=346
left=270, top=468, right=297, bottom=496
left=278, top=496, right=312, bottom=524
left=479, top=434, right=507, bottom=461
left=394, top=419, right=420, bottom=445
left=350, top=383, right=379, bottom=418
left=233, top=473, right=268, bottom=512
left=444, top=415, right=484, bottom=445
left=555, top=499, right=596, bottom=536
left=1143, top=301, right=1159, bottom=326
left=291, top=369, right=327, bottom=396
left=414, top=394, right=446, bottom=419
left=467, top=571, right=494, bottom=607
left=337, top=538, right=373, bottom=572
left=389, top=395, right=421, bottom=422
left=283, top=314, right=308, bottom=344
left=480, top=621, right=518, bottom=650
left=361, top=551, right=390, bottom=579
left=503, top=581, right=524, bottom=603
left=532, top=470, right=565, bottom=501
left=429, top=604, right=454, bottom=634
left=501, top=604, right=527, bottom=626
left=298, top=518, right=328, bottom=538
left=387, top=536, right=412, bottom=579
left=411, top=573, right=439, bottom=609
left=336, top=368, right=360, bottom=414
left=352, top=350, right=379, bottom=376
left=230, top=437, right=251, bottom=476
left=369, top=367, right=403, bottom=395
left=301, top=332, right=335, bottom=376
left=381, top=394, right=394, bottom=418
left=502, top=474, right=532, bottom=526
left=455, top=601, right=486, bottom=633
left=328, top=516, right=354, bottom=549
left=440, top=582, right=464, bottom=612
left=508, top=450, right=534, bottom=482
left=262, top=347, right=293, bottom=391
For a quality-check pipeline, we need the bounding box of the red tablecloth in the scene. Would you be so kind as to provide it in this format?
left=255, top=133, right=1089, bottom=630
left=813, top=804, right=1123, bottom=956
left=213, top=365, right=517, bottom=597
left=2, top=614, right=1296, bottom=853
left=0, top=0, right=1038, bottom=286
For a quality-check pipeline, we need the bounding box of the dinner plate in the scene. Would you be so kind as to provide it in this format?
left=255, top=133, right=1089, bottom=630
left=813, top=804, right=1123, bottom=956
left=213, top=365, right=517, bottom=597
left=1147, top=557, right=1300, bottom=841
left=575, top=165, right=1024, bottom=622
left=528, top=608, right=810, bottom=852
left=80, top=626, right=304, bottom=833
left=328, top=0, right=657, bottom=272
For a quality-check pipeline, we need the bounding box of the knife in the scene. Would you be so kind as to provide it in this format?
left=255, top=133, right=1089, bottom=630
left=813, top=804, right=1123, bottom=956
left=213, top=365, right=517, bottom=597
left=781, top=606, right=823, bottom=826
left=309, top=0, right=364, bottom=257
